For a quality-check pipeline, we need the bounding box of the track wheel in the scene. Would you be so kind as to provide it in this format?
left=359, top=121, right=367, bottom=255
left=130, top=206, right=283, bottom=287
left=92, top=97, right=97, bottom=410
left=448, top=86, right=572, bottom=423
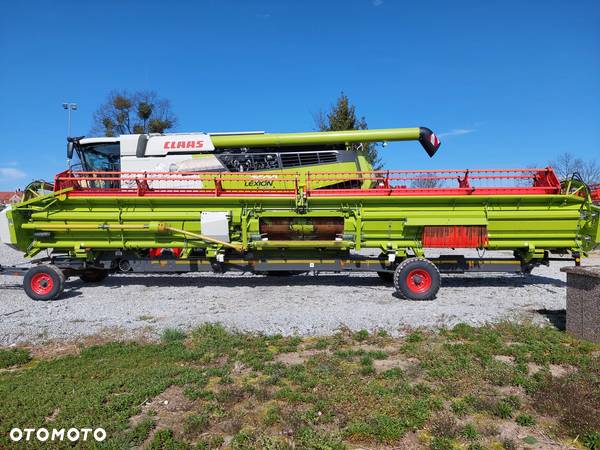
left=377, top=271, right=394, bottom=283
left=393, top=258, right=440, bottom=300
left=23, top=265, right=65, bottom=301
left=80, top=269, right=109, bottom=283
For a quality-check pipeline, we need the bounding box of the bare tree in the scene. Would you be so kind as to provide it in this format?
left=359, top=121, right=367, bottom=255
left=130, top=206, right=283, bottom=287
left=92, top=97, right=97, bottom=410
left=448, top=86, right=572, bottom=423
left=550, top=152, right=600, bottom=184
left=91, top=90, right=177, bottom=137
left=411, top=173, right=442, bottom=188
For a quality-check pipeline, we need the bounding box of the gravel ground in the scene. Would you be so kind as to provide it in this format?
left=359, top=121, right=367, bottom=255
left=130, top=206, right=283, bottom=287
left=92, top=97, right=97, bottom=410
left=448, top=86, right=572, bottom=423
left=1, top=245, right=596, bottom=346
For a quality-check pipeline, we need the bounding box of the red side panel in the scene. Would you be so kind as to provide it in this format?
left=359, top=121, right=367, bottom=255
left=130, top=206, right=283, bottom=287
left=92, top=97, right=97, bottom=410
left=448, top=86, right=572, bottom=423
left=590, top=184, right=600, bottom=204
left=422, top=226, right=488, bottom=248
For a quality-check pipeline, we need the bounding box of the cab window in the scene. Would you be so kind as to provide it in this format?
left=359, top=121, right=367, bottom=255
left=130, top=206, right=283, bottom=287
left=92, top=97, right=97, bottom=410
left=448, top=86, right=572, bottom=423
left=78, top=143, right=120, bottom=172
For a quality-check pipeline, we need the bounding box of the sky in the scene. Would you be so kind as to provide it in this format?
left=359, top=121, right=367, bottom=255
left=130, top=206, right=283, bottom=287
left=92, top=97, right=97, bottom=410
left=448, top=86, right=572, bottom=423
left=0, top=0, right=598, bottom=191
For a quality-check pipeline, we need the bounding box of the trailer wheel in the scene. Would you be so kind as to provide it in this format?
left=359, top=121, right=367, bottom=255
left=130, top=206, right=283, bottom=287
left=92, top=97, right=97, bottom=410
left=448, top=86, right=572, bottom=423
left=377, top=271, right=394, bottom=283
left=23, top=265, right=65, bottom=301
left=394, top=258, right=440, bottom=300
left=80, top=269, right=109, bottom=283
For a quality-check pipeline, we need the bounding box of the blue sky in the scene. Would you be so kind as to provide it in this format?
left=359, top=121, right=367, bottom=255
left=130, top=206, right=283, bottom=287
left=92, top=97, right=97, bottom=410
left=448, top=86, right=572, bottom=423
left=0, top=0, right=598, bottom=191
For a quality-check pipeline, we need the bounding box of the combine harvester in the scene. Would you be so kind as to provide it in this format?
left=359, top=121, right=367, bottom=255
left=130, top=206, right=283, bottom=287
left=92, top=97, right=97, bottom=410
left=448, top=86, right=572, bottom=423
left=0, top=126, right=598, bottom=301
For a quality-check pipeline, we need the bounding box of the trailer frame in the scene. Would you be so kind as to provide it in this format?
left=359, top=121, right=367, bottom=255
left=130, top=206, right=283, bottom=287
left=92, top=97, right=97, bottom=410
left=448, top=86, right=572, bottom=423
left=0, top=250, right=578, bottom=301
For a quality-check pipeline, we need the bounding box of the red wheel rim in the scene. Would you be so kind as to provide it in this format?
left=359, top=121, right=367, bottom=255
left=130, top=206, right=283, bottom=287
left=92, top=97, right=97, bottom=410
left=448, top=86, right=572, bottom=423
left=406, top=269, right=432, bottom=294
left=30, top=273, right=54, bottom=296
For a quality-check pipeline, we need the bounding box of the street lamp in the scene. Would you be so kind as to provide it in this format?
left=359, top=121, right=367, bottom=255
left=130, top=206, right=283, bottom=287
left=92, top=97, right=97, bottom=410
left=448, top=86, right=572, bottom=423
left=62, top=102, right=78, bottom=137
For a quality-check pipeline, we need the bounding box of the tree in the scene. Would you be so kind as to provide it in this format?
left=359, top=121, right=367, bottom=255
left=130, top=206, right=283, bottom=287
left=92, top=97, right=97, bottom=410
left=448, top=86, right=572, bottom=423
left=314, top=92, right=382, bottom=169
left=549, top=152, right=600, bottom=184
left=91, top=90, right=176, bottom=137
left=411, top=174, right=443, bottom=188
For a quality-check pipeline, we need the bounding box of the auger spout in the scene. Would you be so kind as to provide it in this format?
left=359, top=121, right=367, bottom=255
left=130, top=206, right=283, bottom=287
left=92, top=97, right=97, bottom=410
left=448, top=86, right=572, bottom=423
left=210, top=127, right=441, bottom=157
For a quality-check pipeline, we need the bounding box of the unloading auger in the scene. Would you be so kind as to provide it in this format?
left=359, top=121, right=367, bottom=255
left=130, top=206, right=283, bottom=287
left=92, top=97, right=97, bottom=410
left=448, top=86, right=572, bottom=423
left=0, top=126, right=598, bottom=301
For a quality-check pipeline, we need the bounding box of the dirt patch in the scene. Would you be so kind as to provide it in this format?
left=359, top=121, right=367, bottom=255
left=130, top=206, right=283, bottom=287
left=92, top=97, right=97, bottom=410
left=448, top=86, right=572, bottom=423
left=129, top=385, right=198, bottom=434
left=24, top=330, right=153, bottom=359
left=373, top=356, right=420, bottom=374
left=494, top=355, right=515, bottom=364
left=549, top=364, right=576, bottom=378
left=496, top=385, right=526, bottom=398
left=353, top=343, right=400, bottom=353
left=495, top=419, right=569, bottom=449
left=44, top=408, right=60, bottom=423
left=274, top=349, right=325, bottom=365
left=528, top=362, right=542, bottom=375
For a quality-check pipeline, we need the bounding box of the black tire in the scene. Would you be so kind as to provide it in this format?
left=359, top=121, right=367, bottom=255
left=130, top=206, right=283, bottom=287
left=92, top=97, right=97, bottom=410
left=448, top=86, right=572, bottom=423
left=393, top=257, right=440, bottom=301
left=377, top=271, right=394, bottom=283
left=23, top=265, right=65, bottom=301
left=79, top=269, right=109, bottom=283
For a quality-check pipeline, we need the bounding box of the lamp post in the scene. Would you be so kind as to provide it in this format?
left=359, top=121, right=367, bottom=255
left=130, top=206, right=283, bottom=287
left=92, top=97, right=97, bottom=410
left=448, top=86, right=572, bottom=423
left=62, top=102, right=78, bottom=137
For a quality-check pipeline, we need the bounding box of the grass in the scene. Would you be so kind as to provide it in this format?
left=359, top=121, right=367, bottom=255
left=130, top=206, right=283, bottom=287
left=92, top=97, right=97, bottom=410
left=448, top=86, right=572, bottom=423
left=0, top=322, right=598, bottom=449
left=0, top=347, right=31, bottom=368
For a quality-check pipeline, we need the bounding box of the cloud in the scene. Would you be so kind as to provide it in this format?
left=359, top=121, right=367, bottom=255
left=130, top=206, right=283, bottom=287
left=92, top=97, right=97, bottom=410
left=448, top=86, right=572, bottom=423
left=439, top=128, right=475, bottom=138
left=255, top=13, right=271, bottom=19
left=372, top=0, right=384, bottom=5
left=0, top=167, right=26, bottom=181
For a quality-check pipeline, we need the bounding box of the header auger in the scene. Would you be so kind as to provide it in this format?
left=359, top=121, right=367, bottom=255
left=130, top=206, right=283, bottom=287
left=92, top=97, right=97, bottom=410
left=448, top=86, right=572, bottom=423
left=1, top=126, right=599, bottom=301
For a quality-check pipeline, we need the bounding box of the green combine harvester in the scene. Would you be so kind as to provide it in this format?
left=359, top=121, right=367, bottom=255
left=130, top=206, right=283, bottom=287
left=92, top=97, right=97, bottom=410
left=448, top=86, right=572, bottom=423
left=0, top=126, right=598, bottom=301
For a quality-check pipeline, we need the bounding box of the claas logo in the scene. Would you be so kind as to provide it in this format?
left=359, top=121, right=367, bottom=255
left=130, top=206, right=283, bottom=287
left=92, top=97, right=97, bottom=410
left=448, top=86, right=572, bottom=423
left=163, top=140, right=205, bottom=150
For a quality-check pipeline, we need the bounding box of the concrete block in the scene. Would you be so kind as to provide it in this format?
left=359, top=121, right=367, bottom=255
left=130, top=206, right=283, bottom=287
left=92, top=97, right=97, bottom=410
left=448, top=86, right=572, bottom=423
left=561, top=265, right=600, bottom=343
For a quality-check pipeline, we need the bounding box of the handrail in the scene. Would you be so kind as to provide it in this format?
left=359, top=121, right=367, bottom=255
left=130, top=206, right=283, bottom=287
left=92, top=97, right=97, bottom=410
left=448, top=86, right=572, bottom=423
left=52, top=167, right=563, bottom=198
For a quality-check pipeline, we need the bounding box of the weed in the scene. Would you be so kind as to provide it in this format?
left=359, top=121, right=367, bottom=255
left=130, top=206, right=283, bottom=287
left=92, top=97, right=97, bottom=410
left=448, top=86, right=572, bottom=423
left=406, top=330, right=425, bottom=343
left=0, top=347, right=30, bottom=368
left=353, top=329, right=369, bottom=342
left=138, top=314, right=155, bottom=321
left=148, top=429, right=188, bottom=449
left=501, top=437, right=518, bottom=450
left=460, top=423, right=479, bottom=440
left=583, top=431, right=600, bottom=450
left=515, top=413, right=535, bottom=426
left=430, top=414, right=458, bottom=438
left=430, top=436, right=454, bottom=450
left=532, top=373, right=600, bottom=436
left=450, top=399, right=469, bottom=417
left=360, top=355, right=373, bottom=366
left=522, top=435, right=538, bottom=445
left=161, top=327, right=187, bottom=343
left=295, top=427, right=346, bottom=449
left=382, top=367, right=404, bottom=378
left=127, top=417, right=155, bottom=446
left=183, top=412, right=209, bottom=437
left=345, top=414, right=407, bottom=443
left=315, top=338, right=329, bottom=349
left=264, top=404, right=281, bottom=426
left=503, top=395, right=521, bottom=409
left=494, top=400, right=514, bottom=419
left=195, top=434, right=225, bottom=450
left=467, top=444, right=486, bottom=450
left=368, top=350, right=388, bottom=360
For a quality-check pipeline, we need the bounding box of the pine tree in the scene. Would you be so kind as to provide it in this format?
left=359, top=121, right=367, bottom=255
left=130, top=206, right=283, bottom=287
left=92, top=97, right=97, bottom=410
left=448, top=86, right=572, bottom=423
left=314, top=92, right=382, bottom=169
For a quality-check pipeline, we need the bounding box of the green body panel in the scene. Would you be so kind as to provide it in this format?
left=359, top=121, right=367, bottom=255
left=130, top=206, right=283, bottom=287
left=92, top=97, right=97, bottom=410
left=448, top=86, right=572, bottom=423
left=191, top=159, right=370, bottom=191
left=8, top=188, right=599, bottom=262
